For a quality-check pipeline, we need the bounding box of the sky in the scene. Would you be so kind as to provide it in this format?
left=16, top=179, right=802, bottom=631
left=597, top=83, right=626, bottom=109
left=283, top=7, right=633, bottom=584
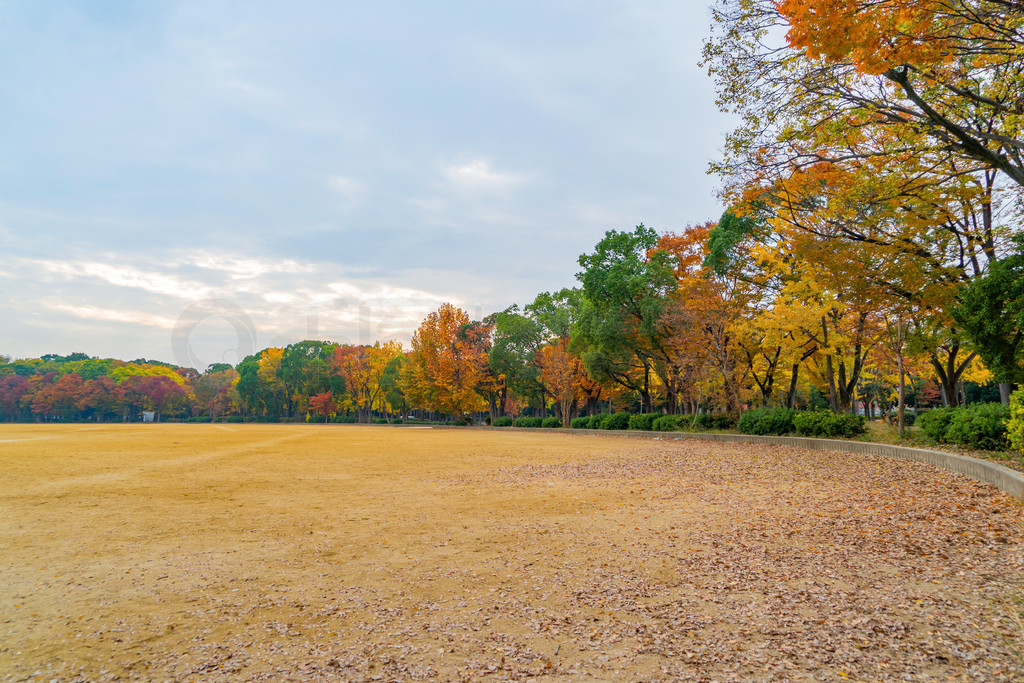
left=0, top=1, right=734, bottom=370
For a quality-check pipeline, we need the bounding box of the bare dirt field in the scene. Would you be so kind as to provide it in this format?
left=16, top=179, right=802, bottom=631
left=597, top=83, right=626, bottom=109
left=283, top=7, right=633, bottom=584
left=0, top=424, right=1022, bottom=682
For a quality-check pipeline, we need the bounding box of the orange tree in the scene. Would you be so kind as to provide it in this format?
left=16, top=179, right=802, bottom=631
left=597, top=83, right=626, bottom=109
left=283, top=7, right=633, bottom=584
left=401, top=303, right=490, bottom=418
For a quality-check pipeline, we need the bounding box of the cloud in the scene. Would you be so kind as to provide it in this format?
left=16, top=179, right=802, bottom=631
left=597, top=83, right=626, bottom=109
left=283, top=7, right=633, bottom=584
left=444, top=160, right=528, bottom=190
left=30, top=260, right=213, bottom=301
left=46, top=303, right=179, bottom=330
left=184, top=252, right=314, bottom=280
left=327, top=175, right=366, bottom=208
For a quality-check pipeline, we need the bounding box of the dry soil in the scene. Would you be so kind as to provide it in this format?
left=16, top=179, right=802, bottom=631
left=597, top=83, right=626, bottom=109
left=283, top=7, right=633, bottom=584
left=0, top=424, right=1022, bottom=681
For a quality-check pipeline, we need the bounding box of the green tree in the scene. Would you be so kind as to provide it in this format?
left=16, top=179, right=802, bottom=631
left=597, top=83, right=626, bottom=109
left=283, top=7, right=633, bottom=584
left=954, top=236, right=1024, bottom=401
left=574, top=225, right=676, bottom=412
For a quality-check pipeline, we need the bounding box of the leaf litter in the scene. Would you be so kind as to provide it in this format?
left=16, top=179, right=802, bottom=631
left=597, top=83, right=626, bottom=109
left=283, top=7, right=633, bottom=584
left=0, top=425, right=1021, bottom=681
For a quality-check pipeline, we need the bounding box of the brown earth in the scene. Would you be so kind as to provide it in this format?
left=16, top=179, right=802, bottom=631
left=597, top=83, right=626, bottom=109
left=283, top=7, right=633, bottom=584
left=0, top=424, right=1022, bottom=682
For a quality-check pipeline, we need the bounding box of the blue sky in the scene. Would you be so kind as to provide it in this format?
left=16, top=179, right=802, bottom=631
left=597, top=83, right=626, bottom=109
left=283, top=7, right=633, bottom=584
left=0, top=1, right=732, bottom=369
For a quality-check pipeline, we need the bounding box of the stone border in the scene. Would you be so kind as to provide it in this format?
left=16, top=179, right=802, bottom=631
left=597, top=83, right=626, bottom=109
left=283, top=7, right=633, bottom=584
left=469, top=427, right=1024, bottom=502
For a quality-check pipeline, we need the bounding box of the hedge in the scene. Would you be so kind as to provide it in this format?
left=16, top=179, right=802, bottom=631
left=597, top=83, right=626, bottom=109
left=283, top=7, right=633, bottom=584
left=603, top=412, right=631, bottom=430
left=628, top=413, right=662, bottom=431
left=737, top=407, right=796, bottom=436
left=793, top=410, right=866, bottom=438
left=693, top=412, right=735, bottom=430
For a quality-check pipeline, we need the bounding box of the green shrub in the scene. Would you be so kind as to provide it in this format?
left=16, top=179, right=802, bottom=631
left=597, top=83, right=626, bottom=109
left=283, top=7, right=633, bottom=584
left=453, top=416, right=473, bottom=426
left=628, top=413, right=661, bottom=431
left=514, top=416, right=544, bottom=428
left=492, top=416, right=514, bottom=427
left=652, top=415, right=681, bottom=432
left=374, top=418, right=389, bottom=424
left=693, top=412, right=735, bottom=430
left=542, top=417, right=563, bottom=428
left=944, top=403, right=1010, bottom=451
left=1008, top=390, right=1024, bottom=452
left=393, top=418, right=403, bottom=425
left=603, top=412, right=631, bottom=430
left=793, top=410, right=866, bottom=438
left=588, top=414, right=610, bottom=429
left=186, top=415, right=212, bottom=423
left=226, top=415, right=243, bottom=423
left=331, top=415, right=358, bottom=424
left=570, top=416, right=591, bottom=429
left=737, top=407, right=796, bottom=435
left=918, top=407, right=956, bottom=442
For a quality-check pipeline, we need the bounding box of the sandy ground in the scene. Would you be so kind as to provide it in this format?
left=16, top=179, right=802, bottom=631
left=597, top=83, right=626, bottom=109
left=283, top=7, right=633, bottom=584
left=0, top=424, right=1021, bottom=682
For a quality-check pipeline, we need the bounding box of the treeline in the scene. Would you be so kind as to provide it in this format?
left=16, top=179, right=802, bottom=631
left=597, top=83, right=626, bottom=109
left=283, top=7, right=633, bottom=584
left=0, top=217, right=1013, bottom=428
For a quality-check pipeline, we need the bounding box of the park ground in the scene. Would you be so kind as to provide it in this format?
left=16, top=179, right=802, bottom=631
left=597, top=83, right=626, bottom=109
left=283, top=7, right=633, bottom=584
left=0, top=424, right=1022, bottom=681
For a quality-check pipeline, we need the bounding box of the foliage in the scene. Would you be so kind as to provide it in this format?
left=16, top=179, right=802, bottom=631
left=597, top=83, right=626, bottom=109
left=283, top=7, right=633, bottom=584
left=403, top=304, right=490, bottom=417
left=570, top=416, right=591, bottom=429
left=953, top=236, right=1024, bottom=384
left=944, top=403, right=1010, bottom=451
left=652, top=415, right=683, bottom=432
left=588, top=414, right=610, bottom=430
left=737, top=407, right=796, bottom=436
left=602, top=412, right=631, bottom=430
left=693, top=413, right=736, bottom=430
left=918, top=408, right=957, bottom=442
left=793, top=411, right=867, bottom=438
left=628, top=413, right=662, bottom=431
left=1008, top=390, right=1024, bottom=453
left=513, top=416, right=544, bottom=428
left=492, top=416, right=514, bottom=427
left=541, top=417, right=563, bottom=428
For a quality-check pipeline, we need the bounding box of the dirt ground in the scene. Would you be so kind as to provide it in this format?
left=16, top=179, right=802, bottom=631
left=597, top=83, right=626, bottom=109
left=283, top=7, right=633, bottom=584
left=0, top=424, right=1022, bottom=682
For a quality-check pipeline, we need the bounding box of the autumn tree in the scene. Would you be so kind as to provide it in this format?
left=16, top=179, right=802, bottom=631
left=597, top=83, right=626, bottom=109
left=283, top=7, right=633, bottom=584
left=402, top=303, right=490, bottom=418
left=308, top=391, right=337, bottom=423
left=331, top=341, right=404, bottom=422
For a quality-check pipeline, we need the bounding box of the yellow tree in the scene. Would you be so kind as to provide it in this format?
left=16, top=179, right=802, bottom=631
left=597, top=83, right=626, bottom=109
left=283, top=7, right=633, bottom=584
left=331, top=341, right=405, bottom=422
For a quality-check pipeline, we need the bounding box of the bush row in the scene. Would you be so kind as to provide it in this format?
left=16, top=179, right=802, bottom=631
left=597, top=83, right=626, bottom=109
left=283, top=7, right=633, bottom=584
left=491, top=416, right=566, bottom=428
left=918, top=403, right=1010, bottom=451
left=735, top=407, right=866, bottom=437
left=565, top=412, right=737, bottom=432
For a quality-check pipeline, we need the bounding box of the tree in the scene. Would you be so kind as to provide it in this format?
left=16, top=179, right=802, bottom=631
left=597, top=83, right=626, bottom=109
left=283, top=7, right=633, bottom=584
left=487, top=305, right=545, bottom=420
left=331, top=341, right=404, bottom=422
left=308, top=391, right=337, bottom=423
left=402, top=304, right=490, bottom=417
left=536, top=338, right=590, bottom=426
left=953, top=236, right=1024, bottom=399
left=574, top=225, right=677, bottom=412
left=778, top=0, right=1024, bottom=186
left=195, top=368, right=240, bottom=419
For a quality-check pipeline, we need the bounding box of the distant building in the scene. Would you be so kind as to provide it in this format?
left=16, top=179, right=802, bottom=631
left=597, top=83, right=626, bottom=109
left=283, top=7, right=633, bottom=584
left=142, top=411, right=155, bottom=423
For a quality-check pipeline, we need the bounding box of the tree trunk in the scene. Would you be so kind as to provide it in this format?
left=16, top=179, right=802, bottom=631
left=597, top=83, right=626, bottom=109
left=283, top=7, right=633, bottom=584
left=786, top=363, right=800, bottom=409
left=1000, top=382, right=1012, bottom=406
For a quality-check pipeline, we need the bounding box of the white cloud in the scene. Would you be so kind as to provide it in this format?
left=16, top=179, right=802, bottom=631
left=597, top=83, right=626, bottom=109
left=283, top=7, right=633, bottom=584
left=47, top=304, right=179, bottom=330
left=30, top=260, right=213, bottom=300
left=444, top=160, right=528, bottom=190
left=185, top=252, right=314, bottom=279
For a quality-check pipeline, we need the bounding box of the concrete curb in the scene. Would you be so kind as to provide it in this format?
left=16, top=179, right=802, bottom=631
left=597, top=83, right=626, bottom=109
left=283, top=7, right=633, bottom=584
left=466, top=426, right=1024, bottom=502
